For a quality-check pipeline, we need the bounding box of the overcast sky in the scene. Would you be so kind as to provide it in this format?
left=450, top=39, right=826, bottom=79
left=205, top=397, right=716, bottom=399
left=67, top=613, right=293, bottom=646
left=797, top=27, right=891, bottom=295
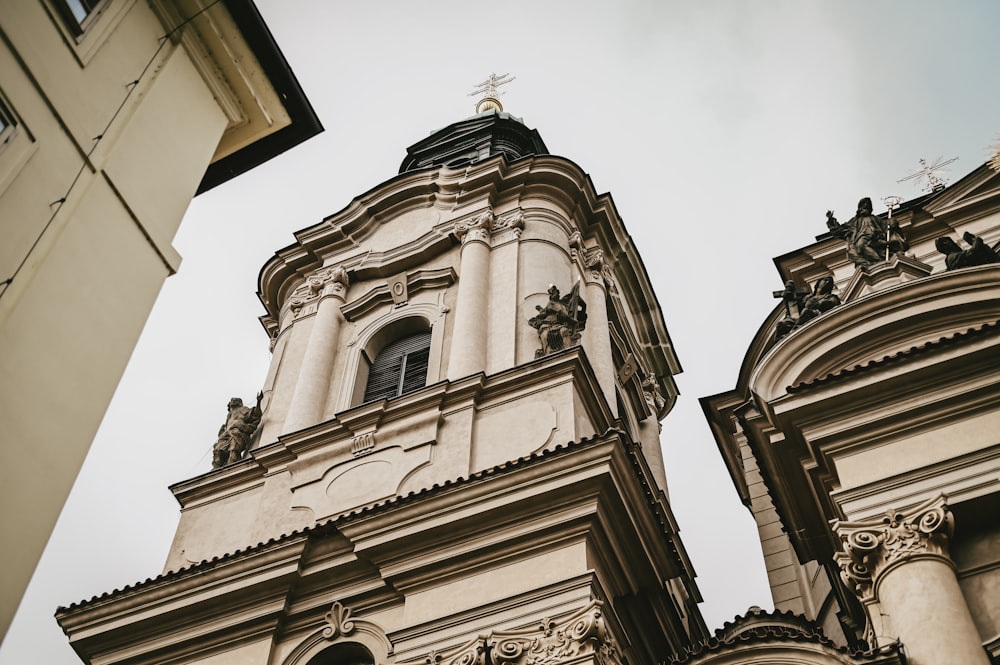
left=4, top=1, right=1000, bottom=662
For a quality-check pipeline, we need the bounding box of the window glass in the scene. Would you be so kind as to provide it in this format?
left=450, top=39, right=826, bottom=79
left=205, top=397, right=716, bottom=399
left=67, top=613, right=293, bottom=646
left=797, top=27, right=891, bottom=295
left=57, top=0, right=103, bottom=33
left=363, top=331, right=432, bottom=403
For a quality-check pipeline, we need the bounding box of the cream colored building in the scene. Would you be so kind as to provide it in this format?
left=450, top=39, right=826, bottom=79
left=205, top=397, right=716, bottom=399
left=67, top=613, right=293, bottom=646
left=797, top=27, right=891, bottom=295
left=701, top=165, right=1000, bottom=664
left=56, top=106, right=710, bottom=664
left=0, top=0, right=320, bottom=642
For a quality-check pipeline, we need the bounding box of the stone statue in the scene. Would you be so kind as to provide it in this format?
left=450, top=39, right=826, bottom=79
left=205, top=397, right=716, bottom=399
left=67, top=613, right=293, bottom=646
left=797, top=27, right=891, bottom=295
left=212, top=391, right=263, bottom=468
left=529, top=283, right=588, bottom=357
left=796, top=275, right=841, bottom=326
left=772, top=276, right=841, bottom=341
left=829, top=198, right=907, bottom=267
left=934, top=232, right=1000, bottom=271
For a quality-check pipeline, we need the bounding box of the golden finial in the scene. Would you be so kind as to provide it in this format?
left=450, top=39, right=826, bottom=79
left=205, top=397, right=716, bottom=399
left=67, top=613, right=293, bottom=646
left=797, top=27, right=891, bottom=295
left=469, top=72, right=515, bottom=113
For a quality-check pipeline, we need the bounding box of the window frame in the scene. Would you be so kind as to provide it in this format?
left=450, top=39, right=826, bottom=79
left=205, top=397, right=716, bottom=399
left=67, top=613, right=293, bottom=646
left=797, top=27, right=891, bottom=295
left=335, top=305, right=448, bottom=413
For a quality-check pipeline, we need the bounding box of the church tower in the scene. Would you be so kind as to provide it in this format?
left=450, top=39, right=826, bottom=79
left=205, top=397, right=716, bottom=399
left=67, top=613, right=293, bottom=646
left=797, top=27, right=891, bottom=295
left=57, top=100, right=708, bottom=665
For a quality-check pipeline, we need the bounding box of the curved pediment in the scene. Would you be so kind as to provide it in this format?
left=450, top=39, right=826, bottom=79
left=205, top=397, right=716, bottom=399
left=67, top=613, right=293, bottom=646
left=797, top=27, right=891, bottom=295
left=750, top=265, right=1000, bottom=402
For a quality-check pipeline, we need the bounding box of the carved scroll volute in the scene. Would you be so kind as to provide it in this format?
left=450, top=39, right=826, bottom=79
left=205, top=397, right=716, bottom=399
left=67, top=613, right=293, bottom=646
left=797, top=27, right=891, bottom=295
left=455, top=208, right=494, bottom=244
left=322, top=601, right=356, bottom=639
left=290, top=265, right=350, bottom=314
left=493, top=209, right=525, bottom=238
left=488, top=602, right=619, bottom=665
left=833, top=495, right=954, bottom=602
left=425, top=637, right=486, bottom=665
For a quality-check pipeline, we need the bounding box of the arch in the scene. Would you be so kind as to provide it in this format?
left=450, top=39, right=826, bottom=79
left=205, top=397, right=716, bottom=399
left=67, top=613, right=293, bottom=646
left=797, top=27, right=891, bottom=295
left=334, top=303, right=447, bottom=412
left=308, top=642, right=374, bottom=665
left=281, top=602, right=393, bottom=665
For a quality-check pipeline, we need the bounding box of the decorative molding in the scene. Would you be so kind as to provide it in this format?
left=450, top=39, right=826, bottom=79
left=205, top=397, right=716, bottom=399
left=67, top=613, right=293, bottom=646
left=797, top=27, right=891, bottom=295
left=833, top=494, right=954, bottom=601
left=388, top=272, right=409, bottom=306
left=493, top=209, right=526, bottom=239
left=290, top=265, right=349, bottom=314
left=351, top=432, right=376, bottom=457
left=424, top=637, right=486, bottom=665
left=322, top=601, right=356, bottom=639
left=568, top=231, right=584, bottom=259
left=341, top=268, right=457, bottom=321
left=282, top=601, right=393, bottom=665
left=488, top=601, right=620, bottom=665
left=455, top=208, right=494, bottom=244
left=617, top=354, right=639, bottom=385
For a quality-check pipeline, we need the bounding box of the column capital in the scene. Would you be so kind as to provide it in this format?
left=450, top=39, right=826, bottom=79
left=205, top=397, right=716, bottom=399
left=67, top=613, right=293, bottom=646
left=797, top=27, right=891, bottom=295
left=290, top=265, right=348, bottom=313
left=833, top=494, right=954, bottom=600
left=455, top=208, right=494, bottom=244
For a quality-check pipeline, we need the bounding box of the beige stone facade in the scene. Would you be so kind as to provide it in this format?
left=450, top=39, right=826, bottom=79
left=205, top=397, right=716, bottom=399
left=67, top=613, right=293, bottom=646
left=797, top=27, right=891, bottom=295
left=56, top=111, right=706, bottom=664
left=703, top=165, right=1000, bottom=664
left=0, top=0, right=320, bottom=641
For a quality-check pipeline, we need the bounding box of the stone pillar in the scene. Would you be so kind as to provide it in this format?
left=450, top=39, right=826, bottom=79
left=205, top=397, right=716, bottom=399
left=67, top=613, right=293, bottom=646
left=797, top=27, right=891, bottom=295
left=580, top=247, right=616, bottom=416
left=639, top=377, right=668, bottom=494
left=448, top=209, right=493, bottom=380
left=283, top=266, right=348, bottom=434
left=834, top=495, right=988, bottom=665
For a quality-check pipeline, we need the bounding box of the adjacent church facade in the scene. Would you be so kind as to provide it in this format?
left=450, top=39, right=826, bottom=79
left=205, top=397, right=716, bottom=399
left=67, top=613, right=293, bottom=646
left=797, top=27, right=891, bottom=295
left=701, top=166, right=1000, bottom=664
left=57, top=106, right=710, bottom=664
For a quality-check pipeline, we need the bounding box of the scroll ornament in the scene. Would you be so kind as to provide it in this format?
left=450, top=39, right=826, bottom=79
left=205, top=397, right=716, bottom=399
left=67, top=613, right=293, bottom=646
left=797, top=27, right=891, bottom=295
left=425, top=638, right=486, bottom=665
left=455, top=208, right=495, bottom=244
left=492, top=210, right=525, bottom=238
left=322, top=601, right=356, bottom=639
left=290, top=265, right=349, bottom=313
left=489, top=602, right=620, bottom=665
left=833, top=495, right=953, bottom=600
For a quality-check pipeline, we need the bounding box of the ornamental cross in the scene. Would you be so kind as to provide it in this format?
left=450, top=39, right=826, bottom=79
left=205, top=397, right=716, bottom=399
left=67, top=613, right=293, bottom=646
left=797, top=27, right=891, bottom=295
left=468, top=72, right=515, bottom=101
left=772, top=280, right=809, bottom=319
left=897, top=156, right=957, bottom=193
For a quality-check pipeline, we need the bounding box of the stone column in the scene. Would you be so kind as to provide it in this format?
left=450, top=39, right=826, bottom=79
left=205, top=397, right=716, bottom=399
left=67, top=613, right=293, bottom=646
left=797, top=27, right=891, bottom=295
left=834, top=495, right=988, bottom=665
left=580, top=247, right=616, bottom=417
left=639, top=377, right=668, bottom=494
left=447, top=209, right=493, bottom=380
left=283, top=266, right=348, bottom=434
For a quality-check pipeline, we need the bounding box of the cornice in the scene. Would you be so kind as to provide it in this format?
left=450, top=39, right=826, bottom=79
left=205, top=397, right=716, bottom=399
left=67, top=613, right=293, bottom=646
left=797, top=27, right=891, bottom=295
left=751, top=264, right=1000, bottom=404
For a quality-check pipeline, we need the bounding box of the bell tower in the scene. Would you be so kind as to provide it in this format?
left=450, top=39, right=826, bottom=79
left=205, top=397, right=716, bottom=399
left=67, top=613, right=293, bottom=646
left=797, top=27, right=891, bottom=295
left=57, top=105, right=707, bottom=665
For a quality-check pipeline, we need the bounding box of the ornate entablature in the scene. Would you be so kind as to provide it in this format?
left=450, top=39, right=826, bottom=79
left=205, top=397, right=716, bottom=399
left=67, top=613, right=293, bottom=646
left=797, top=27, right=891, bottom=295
left=402, top=602, right=619, bottom=665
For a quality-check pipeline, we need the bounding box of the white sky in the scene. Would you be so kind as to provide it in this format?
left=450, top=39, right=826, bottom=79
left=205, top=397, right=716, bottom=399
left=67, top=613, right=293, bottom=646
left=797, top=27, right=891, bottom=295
left=4, top=1, right=1000, bottom=662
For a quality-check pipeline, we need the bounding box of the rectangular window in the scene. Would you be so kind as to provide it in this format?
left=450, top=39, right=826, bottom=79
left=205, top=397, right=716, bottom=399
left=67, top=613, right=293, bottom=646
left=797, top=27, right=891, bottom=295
left=0, top=102, right=15, bottom=150
left=55, top=0, right=106, bottom=35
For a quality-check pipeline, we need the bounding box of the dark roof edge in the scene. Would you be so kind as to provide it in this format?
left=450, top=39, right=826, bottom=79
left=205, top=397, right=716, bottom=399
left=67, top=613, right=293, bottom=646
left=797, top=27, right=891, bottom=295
left=196, top=0, right=323, bottom=194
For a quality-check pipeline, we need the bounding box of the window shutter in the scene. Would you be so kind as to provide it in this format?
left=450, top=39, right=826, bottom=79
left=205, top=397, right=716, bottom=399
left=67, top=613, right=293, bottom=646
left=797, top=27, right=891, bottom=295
left=363, top=331, right=432, bottom=403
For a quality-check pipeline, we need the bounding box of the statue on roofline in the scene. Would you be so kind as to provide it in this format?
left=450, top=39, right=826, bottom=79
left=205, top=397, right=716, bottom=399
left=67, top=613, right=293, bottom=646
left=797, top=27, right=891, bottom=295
left=934, top=232, right=1000, bottom=271
left=827, top=198, right=908, bottom=268
left=772, top=276, right=841, bottom=342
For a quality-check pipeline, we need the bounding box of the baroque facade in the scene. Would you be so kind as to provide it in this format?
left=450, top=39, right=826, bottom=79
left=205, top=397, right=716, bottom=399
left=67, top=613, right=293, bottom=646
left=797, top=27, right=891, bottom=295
left=56, top=108, right=708, bottom=663
left=701, top=165, right=1000, bottom=664
left=0, top=0, right=320, bottom=640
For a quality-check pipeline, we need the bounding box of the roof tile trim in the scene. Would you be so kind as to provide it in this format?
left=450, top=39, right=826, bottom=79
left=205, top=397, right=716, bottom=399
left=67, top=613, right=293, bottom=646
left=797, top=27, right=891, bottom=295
left=786, top=320, right=1000, bottom=394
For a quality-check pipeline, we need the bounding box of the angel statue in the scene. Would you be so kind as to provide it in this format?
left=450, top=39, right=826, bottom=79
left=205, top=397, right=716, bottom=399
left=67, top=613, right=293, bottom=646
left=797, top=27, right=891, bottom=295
left=529, top=283, right=588, bottom=358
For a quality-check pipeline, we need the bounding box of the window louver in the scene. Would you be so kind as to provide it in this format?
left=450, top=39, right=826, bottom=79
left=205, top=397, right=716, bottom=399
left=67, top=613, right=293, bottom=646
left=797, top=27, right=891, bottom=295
left=363, top=331, right=432, bottom=403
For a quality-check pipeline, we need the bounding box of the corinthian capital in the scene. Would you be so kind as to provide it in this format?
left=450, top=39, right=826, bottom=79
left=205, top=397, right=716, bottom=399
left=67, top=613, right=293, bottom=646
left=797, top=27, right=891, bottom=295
left=455, top=208, right=494, bottom=244
left=833, top=495, right=953, bottom=600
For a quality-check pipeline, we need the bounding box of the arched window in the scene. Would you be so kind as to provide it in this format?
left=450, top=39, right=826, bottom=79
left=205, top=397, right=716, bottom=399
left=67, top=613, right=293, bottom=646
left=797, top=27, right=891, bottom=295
left=362, top=330, right=431, bottom=403
left=308, top=642, right=374, bottom=665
